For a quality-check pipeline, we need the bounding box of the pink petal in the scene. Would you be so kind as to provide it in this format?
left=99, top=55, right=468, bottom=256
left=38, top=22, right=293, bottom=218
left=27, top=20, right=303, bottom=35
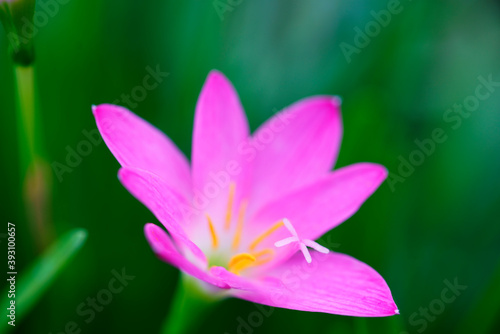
left=191, top=71, right=250, bottom=200
left=144, top=223, right=229, bottom=289
left=118, top=167, right=206, bottom=266
left=93, top=104, right=192, bottom=199
left=247, top=96, right=342, bottom=212
left=251, top=163, right=388, bottom=244
left=214, top=251, right=398, bottom=317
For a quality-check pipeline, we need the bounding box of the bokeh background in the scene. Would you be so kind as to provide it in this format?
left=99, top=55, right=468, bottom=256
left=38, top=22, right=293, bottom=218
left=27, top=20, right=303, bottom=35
left=1, top=0, right=500, bottom=333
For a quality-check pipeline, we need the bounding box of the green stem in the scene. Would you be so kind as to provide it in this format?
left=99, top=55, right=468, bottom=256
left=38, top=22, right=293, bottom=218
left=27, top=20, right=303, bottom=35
left=0, top=0, right=36, bottom=66
left=161, top=275, right=221, bottom=334
left=14, top=65, right=36, bottom=166
left=14, top=64, right=53, bottom=250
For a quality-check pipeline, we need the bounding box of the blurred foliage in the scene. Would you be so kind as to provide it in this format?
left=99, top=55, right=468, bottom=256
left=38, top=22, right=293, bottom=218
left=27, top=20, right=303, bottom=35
left=0, top=228, right=86, bottom=334
left=1, top=0, right=500, bottom=333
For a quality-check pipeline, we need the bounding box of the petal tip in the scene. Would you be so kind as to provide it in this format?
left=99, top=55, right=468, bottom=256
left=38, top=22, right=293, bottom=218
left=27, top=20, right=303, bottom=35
left=117, top=168, right=125, bottom=180
left=92, top=103, right=121, bottom=121
left=378, top=165, right=389, bottom=180
left=360, top=163, right=389, bottom=181
left=395, top=308, right=400, bottom=315
left=144, top=223, right=165, bottom=254
left=144, top=222, right=158, bottom=236
left=207, top=69, right=226, bottom=83
left=117, top=167, right=132, bottom=183
left=332, top=95, right=342, bottom=106
left=208, top=68, right=223, bottom=76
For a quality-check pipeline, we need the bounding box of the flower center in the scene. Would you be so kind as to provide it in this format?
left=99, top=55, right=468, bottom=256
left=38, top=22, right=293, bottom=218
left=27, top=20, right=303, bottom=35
left=203, top=182, right=329, bottom=274
left=204, top=182, right=285, bottom=275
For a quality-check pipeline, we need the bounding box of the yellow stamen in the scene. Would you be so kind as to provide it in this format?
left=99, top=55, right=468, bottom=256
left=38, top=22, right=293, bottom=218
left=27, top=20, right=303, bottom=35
left=224, top=183, right=236, bottom=230
left=228, top=253, right=256, bottom=268
left=206, top=214, right=218, bottom=249
left=228, top=253, right=256, bottom=274
left=249, top=221, right=284, bottom=251
left=252, top=248, right=274, bottom=266
left=231, top=200, right=248, bottom=250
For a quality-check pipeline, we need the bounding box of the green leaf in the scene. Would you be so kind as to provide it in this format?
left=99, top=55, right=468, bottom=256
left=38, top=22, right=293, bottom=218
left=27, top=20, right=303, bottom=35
left=0, top=228, right=87, bottom=333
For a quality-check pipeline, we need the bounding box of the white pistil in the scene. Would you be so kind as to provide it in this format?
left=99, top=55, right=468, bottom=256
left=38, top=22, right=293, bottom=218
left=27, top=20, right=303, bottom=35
left=274, top=236, right=297, bottom=248
left=274, top=218, right=329, bottom=264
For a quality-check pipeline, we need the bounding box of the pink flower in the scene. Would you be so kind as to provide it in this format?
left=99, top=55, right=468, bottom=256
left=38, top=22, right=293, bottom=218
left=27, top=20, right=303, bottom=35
left=93, top=70, right=398, bottom=317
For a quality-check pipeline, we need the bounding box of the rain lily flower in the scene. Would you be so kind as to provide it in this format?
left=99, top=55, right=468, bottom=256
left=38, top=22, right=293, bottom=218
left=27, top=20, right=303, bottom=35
left=93, top=70, right=398, bottom=317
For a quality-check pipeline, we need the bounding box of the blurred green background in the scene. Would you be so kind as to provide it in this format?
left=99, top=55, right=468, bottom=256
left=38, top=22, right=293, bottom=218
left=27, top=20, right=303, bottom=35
left=1, top=0, right=500, bottom=333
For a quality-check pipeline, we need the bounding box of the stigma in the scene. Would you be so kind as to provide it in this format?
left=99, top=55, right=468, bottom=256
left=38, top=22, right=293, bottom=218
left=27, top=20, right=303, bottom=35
left=274, top=218, right=330, bottom=263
